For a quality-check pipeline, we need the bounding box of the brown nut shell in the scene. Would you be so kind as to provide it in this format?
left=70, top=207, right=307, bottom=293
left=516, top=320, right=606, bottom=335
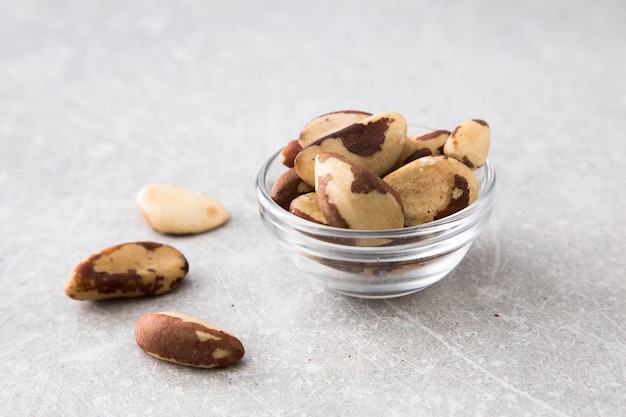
left=280, top=139, right=302, bottom=168
left=271, top=167, right=314, bottom=210
left=384, top=156, right=479, bottom=226
left=294, top=111, right=407, bottom=186
left=135, top=312, right=245, bottom=368
left=64, top=242, right=188, bottom=301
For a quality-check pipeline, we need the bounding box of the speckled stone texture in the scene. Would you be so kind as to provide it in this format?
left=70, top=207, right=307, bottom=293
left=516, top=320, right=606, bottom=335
left=1, top=0, right=624, bottom=416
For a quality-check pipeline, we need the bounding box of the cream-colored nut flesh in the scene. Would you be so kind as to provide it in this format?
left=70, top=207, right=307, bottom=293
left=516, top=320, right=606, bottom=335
left=137, top=183, right=229, bottom=235
left=298, top=110, right=372, bottom=148
left=396, top=129, right=450, bottom=167
left=64, top=242, right=189, bottom=300
left=315, top=152, right=404, bottom=230
left=289, top=192, right=328, bottom=225
left=134, top=311, right=245, bottom=368
left=384, top=155, right=478, bottom=226
left=443, top=119, right=490, bottom=169
left=294, top=111, right=407, bottom=186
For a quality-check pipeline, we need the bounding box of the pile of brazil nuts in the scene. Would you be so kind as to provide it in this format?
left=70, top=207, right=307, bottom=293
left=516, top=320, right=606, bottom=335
left=271, top=110, right=490, bottom=229
left=63, top=185, right=243, bottom=369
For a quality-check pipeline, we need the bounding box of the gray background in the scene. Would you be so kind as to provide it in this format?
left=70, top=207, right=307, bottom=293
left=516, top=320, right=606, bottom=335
left=1, top=0, right=624, bottom=416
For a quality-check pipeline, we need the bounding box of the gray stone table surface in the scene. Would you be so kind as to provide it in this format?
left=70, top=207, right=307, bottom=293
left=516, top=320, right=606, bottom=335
left=1, top=0, right=624, bottom=416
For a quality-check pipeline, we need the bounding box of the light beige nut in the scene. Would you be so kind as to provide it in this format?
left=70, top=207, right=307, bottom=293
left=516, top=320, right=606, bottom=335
left=443, top=119, right=490, bottom=169
left=280, top=139, right=302, bottom=168
left=384, top=155, right=479, bottom=226
left=271, top=167, right=314, bottom=210
left=315, top=152, right=404, bottom=230
left=289, top=192, right=328, bottom=225
left=137, top=183, right=229, bottom=235
left=135, top=311, right=245, bottom=369
left=298, top=109, right=372, bottom=148
left=396, top=129, right=450, bottom=167
left=294, top=111, right=407, bottom=186
left=65, top=242, right=189, bottom=301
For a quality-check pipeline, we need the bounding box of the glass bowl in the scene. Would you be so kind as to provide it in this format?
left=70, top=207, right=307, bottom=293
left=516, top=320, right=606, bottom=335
left=255, top=139, right=496, bottom=299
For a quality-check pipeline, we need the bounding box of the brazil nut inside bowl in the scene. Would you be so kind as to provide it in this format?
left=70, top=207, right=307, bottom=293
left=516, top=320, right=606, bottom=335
left=255, top=112, right=496, bottom=299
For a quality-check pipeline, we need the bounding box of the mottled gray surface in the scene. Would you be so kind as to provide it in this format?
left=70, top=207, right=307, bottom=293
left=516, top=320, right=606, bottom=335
left=1, top=0, right=625, bottom=416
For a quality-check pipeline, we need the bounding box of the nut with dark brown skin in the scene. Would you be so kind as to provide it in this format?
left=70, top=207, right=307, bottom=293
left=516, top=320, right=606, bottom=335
left=64, top=242, right=188, bottom=301
left=298, top=110, right=372, bottom=148
left=396, top=129, right=451, bottom=168
left=271, top=167, right=314, bottom=210
left=294, top=111, right=407, bottom=187
left=443, top=119, right=490, bottom=170
left=384, top=155, right=479, bottom=226
left=280, top=139, right=302, bottom=168
left=135, top=312, right=245, bottom=369
left=289, top=192, right=328, bottom=225
left=315, top=152, right=404, bottom=230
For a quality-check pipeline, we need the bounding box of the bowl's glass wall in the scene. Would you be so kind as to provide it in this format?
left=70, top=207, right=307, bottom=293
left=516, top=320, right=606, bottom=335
left=256, top=144, right=496, bottom=298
